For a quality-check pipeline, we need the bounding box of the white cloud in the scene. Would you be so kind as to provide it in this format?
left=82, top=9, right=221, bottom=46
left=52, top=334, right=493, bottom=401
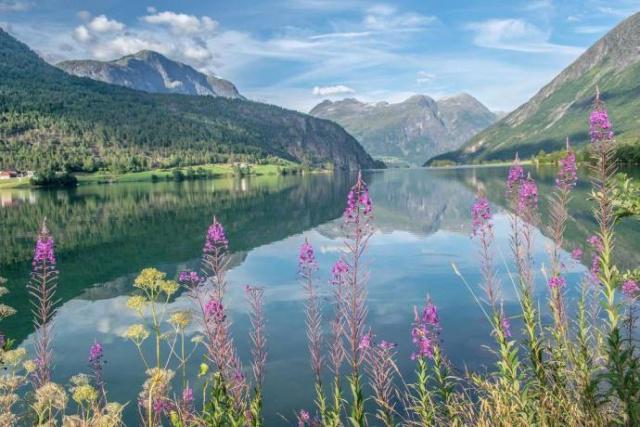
left=312, top=85, right=355, bottom=96
left=90, top=35, right=165, bottom=60
left=466, top=18, right=582, bottom=55
left=363, top=7, right=436, bottom=31
left=146, top=6, right=157, bottom=13
left=0, top=0, right=31, bottom=12
left=87, top=15, right=125, bottom=33
left=72, top=25, right=95, bottom=43
left=416, top=71, right=435, bottom=83
left=566, top=15, right=581, bottom=22
left=142, top=11, right=217, bottom=34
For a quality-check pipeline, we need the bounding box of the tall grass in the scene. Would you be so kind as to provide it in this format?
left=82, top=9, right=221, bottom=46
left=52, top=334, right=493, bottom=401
left=1, top=90, right=640, bottom=426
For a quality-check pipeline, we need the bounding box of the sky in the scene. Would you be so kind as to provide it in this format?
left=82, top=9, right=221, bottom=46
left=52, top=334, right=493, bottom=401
left=0, top=0, right=638, bottom=113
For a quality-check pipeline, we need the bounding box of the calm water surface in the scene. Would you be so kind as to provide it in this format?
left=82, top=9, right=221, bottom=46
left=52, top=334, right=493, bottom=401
left=2, top=167, right=639, bottom=424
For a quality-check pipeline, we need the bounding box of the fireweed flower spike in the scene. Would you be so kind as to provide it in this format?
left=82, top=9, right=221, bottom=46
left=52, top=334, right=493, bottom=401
left=340, top=172, right=374, bottom=425
left=622, top=280, right=639, bottom=300
left=28, top=220, right=59, bottom=387
left=202, top=217, right=230, bottom=299
left=298, top=239, right=325, bottom=418
left=88, top=341, right=107, bottom=406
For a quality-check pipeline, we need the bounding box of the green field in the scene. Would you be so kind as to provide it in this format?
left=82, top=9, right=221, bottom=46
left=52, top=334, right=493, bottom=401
left=0, top=162, right=313, bottom=189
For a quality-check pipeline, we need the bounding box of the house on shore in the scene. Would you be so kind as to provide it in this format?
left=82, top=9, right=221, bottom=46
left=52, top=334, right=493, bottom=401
left=0, top=170, right=18, bottom=179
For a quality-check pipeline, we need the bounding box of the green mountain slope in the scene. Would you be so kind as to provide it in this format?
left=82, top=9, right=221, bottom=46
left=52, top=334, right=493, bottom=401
left=0, top=29, right=379, bottom=173
left=427, top=12, right=640, bottom=165
left=310, top=94, right=497, bottom=166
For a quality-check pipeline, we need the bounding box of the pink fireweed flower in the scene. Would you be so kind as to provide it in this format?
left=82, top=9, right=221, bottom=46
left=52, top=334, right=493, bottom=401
left=500, top=315, right=511, bottom=338
left=88, top=342, right=103, bottom=363
left=587, top=235, right=604, bottom=252
left=178, top=271, right=203, bottom=286
left=358, top=332, right=372, bottom=350
left=589, top=107, right=614, bottom=143
left=556, top=146, right=578, bottom=190
left=298, top=409, right=311, bottom=426
left=298, top=239, right=317, bottom=272
left=571, top=248, right=583, bottom=261
left=548, top=276, right=566, bottom=289
left=203, top=217, right=229, bottom=253
left=33, top=233, right=55, bottom=266
left=344, top=172, right=373, bottom=223
left=471, top=197, right=492, bottom=237
left=204, top=298, right=226, bottom=323
left=182, top=386, right=194, bottom=406
left=587, top=235, right=604, bottom=277
left=378, top=340, right=396, bottom=350
left=517, top=176, right=538, bottom=214
left=507, top=154, right=525, bottom=194
left=622, top=280, right=640, bottom=299
left=330, top=259, right=349, bottom=285
left=411, top=300, right=439, bottom=360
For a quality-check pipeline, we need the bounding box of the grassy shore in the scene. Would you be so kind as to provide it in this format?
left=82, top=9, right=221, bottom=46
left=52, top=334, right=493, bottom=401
left=0, top=162, right=308, bottom=189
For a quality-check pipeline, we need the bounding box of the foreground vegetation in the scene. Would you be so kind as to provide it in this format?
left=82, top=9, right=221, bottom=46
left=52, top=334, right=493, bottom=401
left=1, top=91, right=640, bottom=426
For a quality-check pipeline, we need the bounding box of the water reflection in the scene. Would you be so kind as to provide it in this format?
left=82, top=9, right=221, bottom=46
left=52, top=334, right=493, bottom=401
left=1, top=167, right=638, bottom=424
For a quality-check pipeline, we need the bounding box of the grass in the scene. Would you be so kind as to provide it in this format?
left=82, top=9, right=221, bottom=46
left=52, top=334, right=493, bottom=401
left=0, top=162, right=310, bottom=189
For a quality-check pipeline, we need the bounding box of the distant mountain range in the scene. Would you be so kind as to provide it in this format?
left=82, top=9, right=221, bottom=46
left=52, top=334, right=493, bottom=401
left=310, top=93, right=498, bottom=165
left=58, top=50, right=243, bottom=99
left=0, top=28, right=380, bottom=173
left=428, top=11, right=640, bottom=165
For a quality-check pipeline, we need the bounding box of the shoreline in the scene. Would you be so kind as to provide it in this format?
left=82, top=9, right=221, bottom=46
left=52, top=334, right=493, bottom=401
left=0, top=162, right=318, bottom=190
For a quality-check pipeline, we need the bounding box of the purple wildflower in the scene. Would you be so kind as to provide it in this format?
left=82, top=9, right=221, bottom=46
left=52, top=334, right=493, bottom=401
left=88, top=342, right=103, bottom=364
left=378, top=340, right=397, bottom=350
left=153, top=398, right=174, bottom=415
left=471, top=197, right=492, bottom=237
left=411, top=300, right=439, bottom=360
left=622, top=280, right=640, bottom=299
left=33, top=234, right=56, bottom=266
left=203, top=217, right=229, bottom=253
left=298, top=240, right=317, bottom=271
left=178, top=271, right=202, bottom=286
left=204, top=298, right=226, bottom=323
left=0, top=333, right=5, bottom=349
left=507, top=154, right=525, bottom=193
left=548, top=276, right=566, bottom=289
left=344, top=172, right=373, bottom=223
left=587, top=235, right=604, bottom=252
left=298, top=409, right=311, bottom=426
left=500, top=315, right=511, bottom=338
left=589, top=95, right=614, bottom=143
left=517, top=176, right=538, bottom=214
left=556, top=147, right=578, bottom=190
left=182, top=386, right=194, bottom=406
left=422, top=301, right=439, bottom=326
left=330, top=259, right=349, bottom=285
left=571, top=248, right=583, bottom=261
left=358, top=332, right=372, bottom=350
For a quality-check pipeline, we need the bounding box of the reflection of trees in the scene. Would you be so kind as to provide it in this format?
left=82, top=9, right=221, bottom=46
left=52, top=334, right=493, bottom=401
left=459, top=166, right=640, bottom=270
left=1, top=173, right=352, bottom=343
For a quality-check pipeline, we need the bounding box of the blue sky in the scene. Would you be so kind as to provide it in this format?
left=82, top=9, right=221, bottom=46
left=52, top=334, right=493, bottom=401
left=0, top=0, right=637, bottom=112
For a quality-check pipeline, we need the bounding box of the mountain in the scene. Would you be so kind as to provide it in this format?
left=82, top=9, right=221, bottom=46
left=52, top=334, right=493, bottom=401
left=58, top=50, right=244, bottom=99
left=428, top=12, right=640, bottom=165
left=0, top=29, right=380, bottom=173
left=309, top=93, right=498, bottom=165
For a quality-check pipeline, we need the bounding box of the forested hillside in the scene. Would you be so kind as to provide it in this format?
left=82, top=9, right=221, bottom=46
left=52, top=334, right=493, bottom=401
left=0, top=29, right=379, bottom=174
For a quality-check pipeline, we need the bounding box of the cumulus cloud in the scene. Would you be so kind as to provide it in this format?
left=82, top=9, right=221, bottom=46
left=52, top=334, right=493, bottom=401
left=88, top=15, right=125, bottom=33
left=142, top=11, right=217, bottom=34
left=466, top=18, right=582, bottom=55
left=146, top=6, right=157, bottom=13
left=72, top=25, right=95, bottom=43
left=312, top=85, right=355, bottom=96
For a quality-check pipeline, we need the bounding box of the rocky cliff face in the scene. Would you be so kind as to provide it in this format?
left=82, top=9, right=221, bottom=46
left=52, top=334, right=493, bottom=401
left=310, top=93, right=497, bottom=165
left=429, top=12, right=640, bottom=164
left=58, top=50, right=244, bottom=99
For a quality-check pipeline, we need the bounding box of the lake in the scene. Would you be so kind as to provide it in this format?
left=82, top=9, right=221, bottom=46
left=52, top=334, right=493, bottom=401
left=2, top=167, right=639, bottom=424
